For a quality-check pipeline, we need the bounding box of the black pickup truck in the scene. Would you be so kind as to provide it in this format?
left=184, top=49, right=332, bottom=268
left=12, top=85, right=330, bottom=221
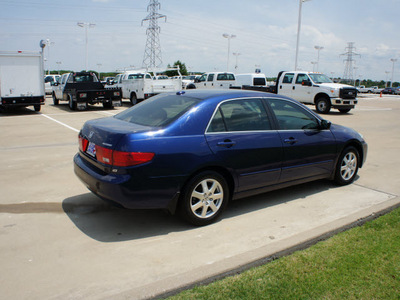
left=52, top=72, right=122, bottom=110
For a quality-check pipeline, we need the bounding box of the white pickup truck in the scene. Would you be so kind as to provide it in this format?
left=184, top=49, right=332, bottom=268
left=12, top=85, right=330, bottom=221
left=273, top=71, right=358, bottom=114
left=110, top=68, right=182, bottom=104
left=187, top=72, right=236, bottom=89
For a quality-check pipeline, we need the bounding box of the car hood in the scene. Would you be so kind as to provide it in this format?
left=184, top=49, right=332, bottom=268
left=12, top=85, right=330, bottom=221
left=318, top=82, right=355, bottom=90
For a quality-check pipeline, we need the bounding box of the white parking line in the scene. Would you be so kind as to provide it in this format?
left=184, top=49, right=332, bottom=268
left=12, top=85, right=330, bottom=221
left=41, top=114, right=79, bottom=133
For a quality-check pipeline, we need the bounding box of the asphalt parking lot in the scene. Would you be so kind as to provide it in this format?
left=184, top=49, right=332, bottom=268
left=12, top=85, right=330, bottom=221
left=1, top=94, right=400, bottom=299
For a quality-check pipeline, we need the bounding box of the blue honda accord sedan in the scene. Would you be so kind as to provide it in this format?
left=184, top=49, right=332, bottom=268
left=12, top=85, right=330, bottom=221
left=74, top=90, right=367, bottom=226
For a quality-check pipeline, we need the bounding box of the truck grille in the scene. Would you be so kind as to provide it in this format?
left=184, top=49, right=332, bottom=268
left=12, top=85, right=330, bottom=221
left=340, top=88, right=357, bottom=99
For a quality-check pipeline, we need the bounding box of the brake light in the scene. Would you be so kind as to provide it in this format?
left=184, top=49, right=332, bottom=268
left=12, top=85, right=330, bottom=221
left=79, top=136, right=89, bottom=152
left=79, top=135, right=154, bottom=167
left=112, top=150, right=155, bottom=167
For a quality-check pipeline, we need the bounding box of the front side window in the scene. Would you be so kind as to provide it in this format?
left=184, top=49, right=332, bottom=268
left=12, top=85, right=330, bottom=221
left=198, top=74, right=207, bottom=82
left=208, top=99, right=271, bottom=132
left=295, top=74, right=310, bottom=84
left=269, top=99, right=319, bottom=130
left=207, top=74, right=214, bottom=82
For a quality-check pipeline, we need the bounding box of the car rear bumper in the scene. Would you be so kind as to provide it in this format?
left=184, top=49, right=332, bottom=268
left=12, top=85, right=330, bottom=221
left=73, top=153, right=181, bottom=212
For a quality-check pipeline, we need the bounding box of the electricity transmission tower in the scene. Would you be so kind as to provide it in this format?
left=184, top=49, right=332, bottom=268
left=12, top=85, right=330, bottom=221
left=340, top=42, right=360, bottom=83
left=142, top=0, right=166, bottom=69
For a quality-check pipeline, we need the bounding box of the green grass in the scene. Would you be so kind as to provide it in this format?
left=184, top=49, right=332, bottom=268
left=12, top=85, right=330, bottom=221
left=169, top=207, right=400, bottom=299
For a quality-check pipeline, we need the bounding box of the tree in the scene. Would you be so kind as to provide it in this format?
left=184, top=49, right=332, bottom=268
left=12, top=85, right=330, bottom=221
left=166, top=60, right=188, bottom=76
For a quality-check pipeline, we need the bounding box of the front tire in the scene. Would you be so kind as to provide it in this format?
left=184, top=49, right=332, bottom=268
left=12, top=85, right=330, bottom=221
left=315, top=97, right=331, bottom=114
left=34, top=105, right=41, bottom=112
left=338, top=108, right=351, bottom=113
left=179, top=171, right=229, bottom=226
left=334, top=146, right=360, bottom=185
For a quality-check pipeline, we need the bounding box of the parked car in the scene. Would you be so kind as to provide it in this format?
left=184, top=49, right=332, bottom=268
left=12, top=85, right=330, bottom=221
left=395, top=87, right=400, bottom=95
left=74, top=90, right=367, bottom=226
left=381, top=87, right=397, bottom=94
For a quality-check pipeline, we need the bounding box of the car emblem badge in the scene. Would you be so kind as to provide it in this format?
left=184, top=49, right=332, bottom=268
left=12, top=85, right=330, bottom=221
left=88, top=131, right=94, bottom=139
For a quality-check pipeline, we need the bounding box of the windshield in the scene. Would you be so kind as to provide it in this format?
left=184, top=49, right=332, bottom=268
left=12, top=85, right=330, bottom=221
left=114, top=94, right=199, bottom=127
left=309, top=73, right=333, bottom=84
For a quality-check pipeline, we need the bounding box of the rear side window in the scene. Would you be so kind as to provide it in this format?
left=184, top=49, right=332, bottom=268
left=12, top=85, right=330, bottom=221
left=217, top=73, right=235, bottom=81
left=115, top=95, right=199, bottom=127
left=208, top=98, right=271, bottom=132
left=282, top=73, right=294, bottom=84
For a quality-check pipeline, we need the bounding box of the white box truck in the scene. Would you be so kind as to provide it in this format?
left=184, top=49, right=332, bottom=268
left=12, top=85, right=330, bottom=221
left=0, top=51, right=46, bottom=112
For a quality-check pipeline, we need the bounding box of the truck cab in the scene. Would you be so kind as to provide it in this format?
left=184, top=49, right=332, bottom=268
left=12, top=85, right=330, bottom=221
left=191, top=72, right=236, bottom=89
left=276, top=71, right=358, bottom=114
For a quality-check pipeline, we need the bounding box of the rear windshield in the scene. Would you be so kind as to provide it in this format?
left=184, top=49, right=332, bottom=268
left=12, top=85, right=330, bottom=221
left=114, top=94, right=199, bottom=127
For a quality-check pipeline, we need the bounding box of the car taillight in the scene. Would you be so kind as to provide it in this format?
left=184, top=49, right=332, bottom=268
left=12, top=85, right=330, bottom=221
left=79, top=135, right=89, bottom=152
left=112, top=150, right=155, bottom=167
left=79, top=135, right=154, bottom=167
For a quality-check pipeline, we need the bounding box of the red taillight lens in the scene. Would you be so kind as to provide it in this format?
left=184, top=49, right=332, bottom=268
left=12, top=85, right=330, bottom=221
left=79, top=136, right=89, bottom=152
left=79, top=135, right=154, bottom=167
left=112, top=150, right=155, bottom=167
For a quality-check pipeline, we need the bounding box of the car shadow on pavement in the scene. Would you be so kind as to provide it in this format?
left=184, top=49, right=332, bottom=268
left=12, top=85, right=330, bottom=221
left=62, top=179, right=343, bottom=243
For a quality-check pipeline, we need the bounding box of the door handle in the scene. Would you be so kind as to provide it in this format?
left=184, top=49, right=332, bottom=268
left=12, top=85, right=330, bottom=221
left=292, top=86, right=295, bottom=90
left=217, top=140, right=236, bottom=148
left=284, top=137, right=298, bottom=145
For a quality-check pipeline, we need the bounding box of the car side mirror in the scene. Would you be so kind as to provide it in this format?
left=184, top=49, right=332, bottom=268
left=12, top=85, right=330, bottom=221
left=320, top=119, right=331, bottom=130
left=302, top=80, right=312, bottom=86
left=52, top=82, right=59, bottom=86
left=194, top=78, right=200, bottom=83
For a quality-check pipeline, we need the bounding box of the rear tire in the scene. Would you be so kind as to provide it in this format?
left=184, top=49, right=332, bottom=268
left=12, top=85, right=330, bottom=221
left=103, top=101, right=113, bottom=109
left=68, top=95, right=76, bottom=111
left=334, top=146, right=360, bottom=185
left=34, top=105, right=41, bottom=112
left=315, top=97, right=331, bottom=114
left=130, top=93, right=137, bottom=105
left=179, top=171, right=229, bottom=226
left=52, top=93, right=59, bottom=105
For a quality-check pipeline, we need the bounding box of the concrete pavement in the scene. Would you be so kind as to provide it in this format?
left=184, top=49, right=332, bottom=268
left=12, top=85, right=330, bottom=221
left=0, top=94, right=399, bottom=299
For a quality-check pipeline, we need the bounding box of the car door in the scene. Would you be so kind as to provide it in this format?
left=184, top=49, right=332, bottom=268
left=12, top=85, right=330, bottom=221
left=292, top=73, right=312, bottom=102
left=278, top=72, right=294, bottom=98
left=267, top=98, right=337, bottom=183
left=205, top=98, right=283, bottom=193
left=196, top=74, right=207, bottom=89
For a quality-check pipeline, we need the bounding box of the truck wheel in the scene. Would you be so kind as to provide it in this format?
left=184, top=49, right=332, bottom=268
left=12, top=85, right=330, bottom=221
left=315, top=97, right=331, bottom=114
left=103, top=101, right=113, bottom=109
left=130, top=93, right=137, bottom=105
left=338, top=108, right=351, bottom=113
left=186, top=84, right=196, bottom=89
left=52, top=93, right=59, bottom=105
left=68, top=95, right=76, bottom=111
left=179, top=171, right=229, bottom=226
left=34, top=105, right=41, bottom=112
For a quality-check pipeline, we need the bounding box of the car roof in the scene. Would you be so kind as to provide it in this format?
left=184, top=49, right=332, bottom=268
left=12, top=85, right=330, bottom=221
left=174, top=89, right=288, bottom=101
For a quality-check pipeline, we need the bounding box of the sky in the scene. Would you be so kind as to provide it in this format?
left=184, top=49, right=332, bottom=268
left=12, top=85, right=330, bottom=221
left=1, top=0, right=399, bottom=81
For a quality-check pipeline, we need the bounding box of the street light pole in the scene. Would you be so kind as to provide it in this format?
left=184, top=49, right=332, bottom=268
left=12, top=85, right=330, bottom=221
left=314, top=45, right=324, bottom=72
left=233, top=52, right=241, bottom=73
left=223, top=33, right=236, bottom=72
left=77, top=22, right=96, bottom=71
left=295, top=0, right=311, bottom=71
left=390, top=58, right=397, bottom=87
left=311, top=61, right=317, bottom=72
